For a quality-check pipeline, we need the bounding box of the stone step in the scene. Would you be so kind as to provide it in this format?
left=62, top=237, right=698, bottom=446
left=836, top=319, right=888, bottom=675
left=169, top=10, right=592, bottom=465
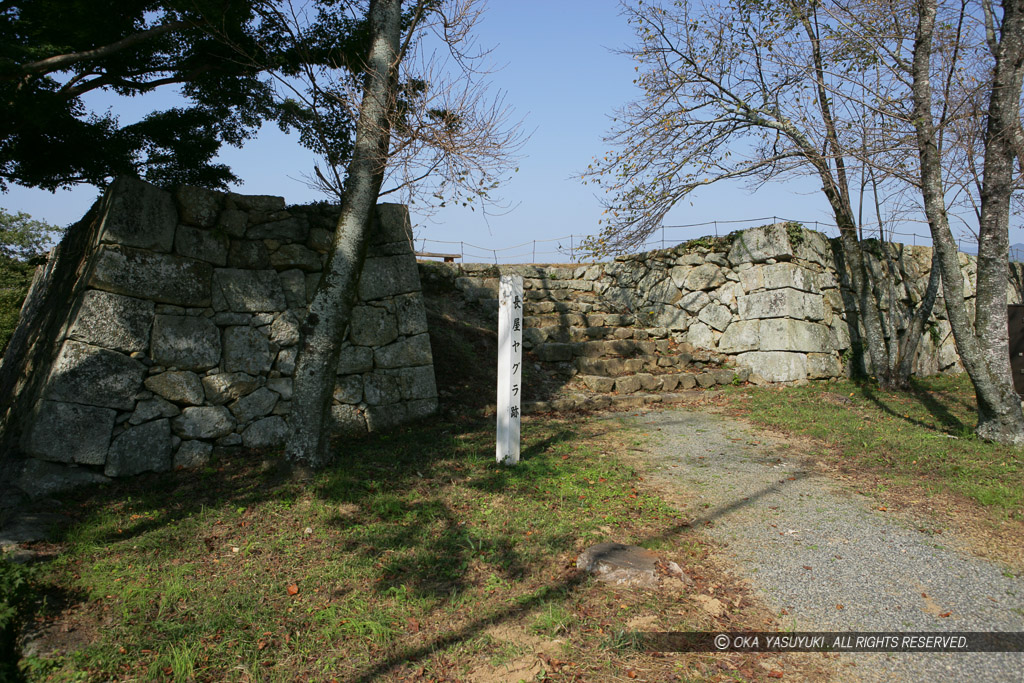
left=530, top=339, right=671, bottom=362
left=572, top=354, right=692, bottom=376
left=573, top=368, right=741, bottom=394
left=523, top=325, right=673, bottom=346
left=526, top=300, right=625, bottom=315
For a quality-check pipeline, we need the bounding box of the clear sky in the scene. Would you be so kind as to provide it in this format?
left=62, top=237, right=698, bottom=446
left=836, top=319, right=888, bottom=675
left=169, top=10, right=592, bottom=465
left=1, top=0, right=1004, bottom=262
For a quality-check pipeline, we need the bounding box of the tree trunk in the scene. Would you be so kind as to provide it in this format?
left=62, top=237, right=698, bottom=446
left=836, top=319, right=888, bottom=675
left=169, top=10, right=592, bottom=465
left=895, top=245, right=942, bottom=386
left=911, top=0, right=1024, bottom=444
left=285, top=0, right=403, bottom=468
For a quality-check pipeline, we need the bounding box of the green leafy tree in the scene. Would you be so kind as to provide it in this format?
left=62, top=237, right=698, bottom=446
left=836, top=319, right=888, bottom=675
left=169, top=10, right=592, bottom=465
left=0, top=208, right=62, bottom=259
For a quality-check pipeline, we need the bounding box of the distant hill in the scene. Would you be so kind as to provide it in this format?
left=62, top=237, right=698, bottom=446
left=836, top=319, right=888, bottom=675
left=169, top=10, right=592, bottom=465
left=958, top=242, right=1024, bottom=262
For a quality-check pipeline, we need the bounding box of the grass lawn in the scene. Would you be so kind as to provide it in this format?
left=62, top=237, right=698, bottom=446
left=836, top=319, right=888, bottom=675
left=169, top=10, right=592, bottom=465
left=722, top=374, right=1024, bottom=570
left=8, top=412, right=819, bottom=682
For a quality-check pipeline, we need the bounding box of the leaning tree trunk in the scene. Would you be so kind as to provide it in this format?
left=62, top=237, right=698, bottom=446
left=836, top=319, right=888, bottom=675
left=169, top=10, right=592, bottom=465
left=911, top=0, right=1024, bottom=445
left=285, top=0, right=402, bottom=468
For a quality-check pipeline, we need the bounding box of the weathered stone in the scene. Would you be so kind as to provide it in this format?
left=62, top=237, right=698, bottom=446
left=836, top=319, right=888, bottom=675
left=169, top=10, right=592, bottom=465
left=202, top=372, right=260, bottom=404
left=668, top=266, right=693, bottom=289
left=576, top=542, right=677, bottom=589
left=269, top=312, right=301, bottom=347
left=217, top=209, right=248, bottom=238
left=307, top=227, right=333, bottom=252
left=350, top=305, right=399, bottom=347
left=175, top=225, right=228, bottom=266
left=364, top=372, right=402, bottom=405
left=67, top=290, right=154, bottom=353
left=359, top=254, right=421, bottom=300
left=333, top=375, right=363, bottom=404
left=807, top=353, right=842, bottom=379
left=727, top=224, right=794, bottom=264
left=535, top=343, right=573, bottom=362
left=45, top=340, right=145, bottom=410
left=270, top=243, right=321, bottom=272
left=394, top=292, right=429, bottom=336
left=695, top=372, right=717, bottom=388
left=171, top=406, right=234, bottom=439
left=395, top=365, right=436, bottom=400
left=683, top=264, right=727, bottom=291
left=279, top=269, right=306, bottom=308
left=686, top=321, right=716, bottom=349
left=374, top=204, right=415, bottom=245
left=150, top=315, right=221, bottom=370
left=374, top=333, right=432, bottom=368
left=698, top=303, right=732, bottom=331
left=738, top=288, right=825, bottom=321
left=679, top=290, right=711, bottom=313
left=213, top=269, right=287, bottom=312
left=174, top=440, right=213, bottom=469
left=15, top=459, right=110, bottom=500
left=222, top=326, right=273, bottom=374
left=758, top=319, right=831, bottom=353
left=129, top=396, right=180, bottom=425
left=653, top=306, right=688, bottom=331
left=229, top=193, right=286, bottom=213
left=615, top=376, right=642, bottom=394
left=241, top=416, right=288, bottom=449
left=143, top=370, right=205, bottom=404
left=793, top=229, right=832, bottom=267
left=274, top=347, right=297, bottom=375
left=90, top=245, right=212, bottom=306
left=227, top=239, right=270, bottom=269
left=337, top=345, right=374, bottom=375
left=265, top=377, right=293, bottom=401
left=228, top=387, right=279, bottom=422
left=735, top=351, right=808, bottom=382
left=330, top=403, right=367, bottom=436
left=22, top=400, right=117, bottom=464
left=305, top=272, right=322, bottom=302
left=738, top=266, right=764, bottom=293
left=98, top=176, right=177, bottom=252
left=175, top=185, right=222, bottom=227
left=717, top=320, right=760, bottom=354
left=246, top=217, right=306, bottom=242
left=761, top=262, right=818, bottom=292
left=105, top=419, right=173, bottom=477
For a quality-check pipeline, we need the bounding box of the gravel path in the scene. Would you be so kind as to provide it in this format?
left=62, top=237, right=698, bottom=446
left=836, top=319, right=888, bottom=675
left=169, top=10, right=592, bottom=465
left=630, top=408, right=1024, bottom=682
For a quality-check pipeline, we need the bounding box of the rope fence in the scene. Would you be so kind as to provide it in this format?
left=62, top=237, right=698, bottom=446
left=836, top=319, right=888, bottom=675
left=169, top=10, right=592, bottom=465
left=414, top=216, right=993, bottom=264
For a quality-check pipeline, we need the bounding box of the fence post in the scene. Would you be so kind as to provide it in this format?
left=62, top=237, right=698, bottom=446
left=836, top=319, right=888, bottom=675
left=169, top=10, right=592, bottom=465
left=532, top=240, right=536, bottom=262
left=661, top=226, right=665, bottom=250
left=570, top=234, right=574, bottom=261
left=461, top=241, right=464, bottom=260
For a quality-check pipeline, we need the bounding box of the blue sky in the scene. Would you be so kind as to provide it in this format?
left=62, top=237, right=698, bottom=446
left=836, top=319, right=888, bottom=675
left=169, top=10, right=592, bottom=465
left=3, top=0, right=998, bottom=261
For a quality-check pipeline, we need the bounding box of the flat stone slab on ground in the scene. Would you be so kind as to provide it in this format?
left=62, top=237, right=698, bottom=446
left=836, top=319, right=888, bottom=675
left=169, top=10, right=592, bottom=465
left=576, top=541, right=686, bottom=588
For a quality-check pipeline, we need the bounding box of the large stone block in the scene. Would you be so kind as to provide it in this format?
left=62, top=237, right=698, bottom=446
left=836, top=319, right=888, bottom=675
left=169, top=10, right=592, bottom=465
left=90, top=245, right=213, bottom=306
left=22, top=400, right=117, bottom=465
left=364, top=372, right=402, bottom=405
left=374, top=204, right=414, bottom=246
left=337, top=345, right=374, bottom=375
left=105, top=419, right=173, bottom=477
left=150, top=315, right=221, bottom=370
left=228, top=240, right=270, bottom=269
left=727, top=224, right=794, bottom=265
left=395, top=365, right=437, bottom=401
left=15, top=460, right=110, bottom=500
left=270, top=243, right=321, bottom=272
left=717, top=320, right=761, bottom=354
left=246, top=216, right=306, bottom=242
left=678, top=290, right=711, bottom=313
left=683, top=264, right=727, bottom=291
left=760, top=262, right=818, bottom=292
left=174, top=185, right=223, bottom=227
left=144, top=370, right=205, bottom=405
left=98, top=177, right=177, bottom=252
left=67, top=290, right=154, bottom=353
left=374, top=333, right=432, bottom=368
left=807, top=353, right=842, bottom=379
left=735, top=351, right=808, bottom=382
left=229, top=387, right=279, bottom=423
left=394, top=292, right=429, bottom=336
left=358, top=254, right=421, bottom=301
left=350, top=305, right=399, bottom=347
left=45, top=340, right=145, bottom=410
left=330, top=403, right=367, bottom=436
left=333, top=375, right=363, bottom=404
left=172, top=406, right=235, bottom=439
left=698, top=303, right=732, bottom=331
left=213, top=269, right=287, bottom=312
left=269, top=312, right=301, bottom=347
left=202, top=372, right=260, bottom=404
left=129, top=396, right=180, bottom=424
left=241, top=417, right=288, bottom=449
left=738, top=288, right=825, bottom=321
left=758, top=319, right=831, bottom=353
left=175, top=225, right=228, bottom=266
left=223, top=326, right=273, bottom=374
left=686, top=321, right=716, bottom=349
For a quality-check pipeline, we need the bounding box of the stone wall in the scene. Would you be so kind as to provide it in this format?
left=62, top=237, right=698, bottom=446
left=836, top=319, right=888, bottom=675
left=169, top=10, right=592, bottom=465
left=430, top=223, right=1024, bottom=383
left=0, top=177, right=436, bottom=492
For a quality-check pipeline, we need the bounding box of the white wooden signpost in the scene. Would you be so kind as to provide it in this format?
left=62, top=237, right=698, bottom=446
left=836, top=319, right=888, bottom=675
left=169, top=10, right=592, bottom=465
left=496, top=274, right=523, bottom=465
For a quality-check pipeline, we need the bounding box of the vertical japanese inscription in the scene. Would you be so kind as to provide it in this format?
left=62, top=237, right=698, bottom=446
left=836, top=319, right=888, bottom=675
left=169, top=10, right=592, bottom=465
left=496, top=274, right=523, bottom=464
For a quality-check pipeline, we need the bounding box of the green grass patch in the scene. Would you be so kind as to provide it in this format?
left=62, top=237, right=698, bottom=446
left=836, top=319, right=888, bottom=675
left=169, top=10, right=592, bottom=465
left=21, top=414, right=697, bottom=682
left=723, top=375, right=1024, bottom=514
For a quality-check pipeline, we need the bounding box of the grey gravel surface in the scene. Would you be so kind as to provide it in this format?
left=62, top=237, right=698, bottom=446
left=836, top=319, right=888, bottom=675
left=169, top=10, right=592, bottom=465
left=630, top=408, right=1024, bottom=682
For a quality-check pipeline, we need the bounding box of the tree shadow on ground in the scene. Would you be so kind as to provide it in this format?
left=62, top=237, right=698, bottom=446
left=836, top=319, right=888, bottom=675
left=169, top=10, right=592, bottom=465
left=853, top=379, right=971, bottom=435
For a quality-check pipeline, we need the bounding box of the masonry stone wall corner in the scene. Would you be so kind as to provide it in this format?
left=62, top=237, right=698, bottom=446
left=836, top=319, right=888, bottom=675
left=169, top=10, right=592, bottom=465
left=0, top=177, right=437, bottom=496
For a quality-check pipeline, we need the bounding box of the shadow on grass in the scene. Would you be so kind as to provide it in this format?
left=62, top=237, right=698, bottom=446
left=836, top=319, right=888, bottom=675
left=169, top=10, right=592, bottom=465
left=852, top=378, right=972, bottom=436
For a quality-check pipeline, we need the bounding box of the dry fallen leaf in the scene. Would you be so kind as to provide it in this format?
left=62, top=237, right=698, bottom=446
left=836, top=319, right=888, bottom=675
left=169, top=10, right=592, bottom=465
left=768, top=672, right=784, bottom=680
left=286, top=584, right=299, bottom=596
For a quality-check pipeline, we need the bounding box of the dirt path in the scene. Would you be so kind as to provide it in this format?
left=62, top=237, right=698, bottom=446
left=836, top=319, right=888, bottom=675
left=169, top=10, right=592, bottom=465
left=625, top=407, right=1024, bottom=683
